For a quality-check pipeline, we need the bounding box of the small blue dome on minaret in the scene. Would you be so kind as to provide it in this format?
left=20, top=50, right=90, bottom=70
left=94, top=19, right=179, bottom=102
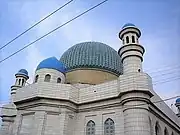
left=16, top=69, right=28, bottom=76
left=176, top=98, right=180, bottom=103
left=122, top=23, right=136, bottom=29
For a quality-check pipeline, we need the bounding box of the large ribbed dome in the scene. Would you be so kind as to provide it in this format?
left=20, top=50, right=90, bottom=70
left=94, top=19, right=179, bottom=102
left=60, top=42, right=122, bottom=75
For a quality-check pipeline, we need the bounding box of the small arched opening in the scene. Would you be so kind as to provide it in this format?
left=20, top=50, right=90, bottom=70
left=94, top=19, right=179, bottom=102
left=104, top=118, right=115, bottom=135
left=164, top=127, right=169, bottom=135
left=18, top=79, right=21, bottom=85
left=35, top=75, right=39, bottom=83
left=86, top=120, right=95, bottom=135
left=126, top=36, right=129, bottom=44
left=44, top=74, right=51, bottom=82
left=57, top=78, right=61, bottom=83
left=132, top=35, right=135, bottom=43
left=155, top=121, right=162, bottom=135
left=22, top=79, right=25, bottom=86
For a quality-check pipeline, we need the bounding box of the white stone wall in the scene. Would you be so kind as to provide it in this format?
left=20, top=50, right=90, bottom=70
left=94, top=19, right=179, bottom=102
left=18, top=113, right=34, bottom=135
left=14, top=83, right=79, bottom=103
left=123, top=55, right=142, bottom=73
left=74, top=106, right=124, bottom=135
left=118, top=72, right=153, bottom=94
left=79, top=80, right=118, bottom=103
left=2, top=71, right=180, bottom=135
left=13, top=72, right=180, bottom=127
left=35, top=68, right=65, bottom=83
left=43, top=113, right=61, bottom=135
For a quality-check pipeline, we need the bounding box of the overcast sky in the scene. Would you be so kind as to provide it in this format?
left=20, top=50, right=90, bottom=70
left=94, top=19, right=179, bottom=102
left=0, top=0, right=180, bottom=114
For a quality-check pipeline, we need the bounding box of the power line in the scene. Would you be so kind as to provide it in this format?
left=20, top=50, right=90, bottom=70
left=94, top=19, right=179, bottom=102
left=146, top=65, right=180, bottom=75
left=0, top=0, right=74, bottom=51
left=144, top=64, right=180, bottom=73
left=0, top=0, right=109, bottom=64
left=154, top=77, right=180, bottom=85
left=150, top=69, right=180, bottom=78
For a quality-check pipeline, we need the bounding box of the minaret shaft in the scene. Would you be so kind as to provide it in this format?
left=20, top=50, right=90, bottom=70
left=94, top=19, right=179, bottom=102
left=118, top=23, right=152, bottom=135
left=118, top=24, right=144, bottom=74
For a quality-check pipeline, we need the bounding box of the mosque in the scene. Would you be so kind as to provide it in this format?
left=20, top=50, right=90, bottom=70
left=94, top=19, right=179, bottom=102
left=1, top=23, right=180, bottom=135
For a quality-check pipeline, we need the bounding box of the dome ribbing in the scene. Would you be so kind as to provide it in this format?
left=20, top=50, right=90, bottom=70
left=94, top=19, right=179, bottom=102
left=60, top=42, right=122, bottom=75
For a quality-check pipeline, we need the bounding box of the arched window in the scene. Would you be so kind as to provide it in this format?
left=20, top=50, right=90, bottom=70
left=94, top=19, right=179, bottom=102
left=86, top=120, right=95, bottom=135
left=18, top=79, right=21, bottom=85
left=122, top=39, right=125, bottom=44
left=171, top=132, right=174, bottom=135
left=15, top=79, right=18, bottom=85
left=35, top=75, right=39, bottom=83
left=104, top=118, right=115, bottom=135
left=132, top=35, right=135, bottom=43
left=57, top=78, right=61, bottom=83
left=149, top=117, right=153, bottom=135
left=126, top=36, right=129, bottom=44
left=44, top=74, right=51, bottom=82
left=164, top=127, right=169, bottom=135
left=22, top=79, right=25, bottom=86
left=178, top=107, right=180, bottom=113
left=155, top=122, right=162, bottom=135
left=137, top=37, right=139, bottom=43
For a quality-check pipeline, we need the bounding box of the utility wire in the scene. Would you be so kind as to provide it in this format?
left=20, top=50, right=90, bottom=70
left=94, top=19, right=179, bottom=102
left=144, top=64, right=180, bottom=73
left=0, top=0, right=109, bottom=64
left=154, top=77, right=180, bottom=85
left=150, top=69, right=180, bottom=78
left=146, top=65, right=180, bottom=75
left=0, top=0, right=74, bottom=51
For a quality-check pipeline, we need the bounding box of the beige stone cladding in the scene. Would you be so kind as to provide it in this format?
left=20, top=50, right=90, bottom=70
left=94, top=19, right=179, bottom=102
left=65, top=69, right=118, bottom=84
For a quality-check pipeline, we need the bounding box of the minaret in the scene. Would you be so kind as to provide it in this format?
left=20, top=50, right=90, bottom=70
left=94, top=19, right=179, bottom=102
left=11, top=69, right=29, bottom=102
left=118, top=23, right=153, bottom=135
left=118, top=23, right=145, bottom=74
left=175, top=98, right=180, bottom=118
left=0, top=69, right=28, bottom=135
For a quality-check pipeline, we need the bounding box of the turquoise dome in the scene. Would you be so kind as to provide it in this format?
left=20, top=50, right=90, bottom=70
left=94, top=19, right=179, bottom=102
left=16, top=69, right=28, bottom=76
left=122, top=23, right=136, bottom=29
left=60, top=42, right=122, bottom=75
left=36, top=57, right=66, bottom=73
left=176, top=98, right=180, bottom=103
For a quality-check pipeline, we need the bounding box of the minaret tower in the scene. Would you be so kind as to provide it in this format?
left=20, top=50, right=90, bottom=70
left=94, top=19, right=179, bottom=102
left=0, top=69, right=29, bottom=135
left=175, top=98, right=180, bottom=118
left=11, top=69, right=29, bottom=101
left=118, top=23, right=153, bottom=135
left=118, top=23, right=145, bottom=74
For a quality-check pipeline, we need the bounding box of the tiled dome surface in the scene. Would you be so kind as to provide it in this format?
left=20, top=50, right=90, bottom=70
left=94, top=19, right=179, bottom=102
left=60, top=42, right=122, bottom=75
left=36, top=57, right=66, bottom=73
left=16, top=69, right=28, bottom=76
